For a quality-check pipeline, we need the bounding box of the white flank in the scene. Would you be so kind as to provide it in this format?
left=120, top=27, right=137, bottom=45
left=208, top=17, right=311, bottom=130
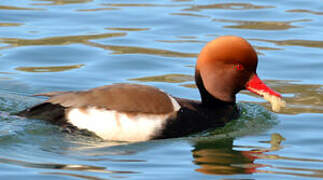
left=249, top=88, right=286, bottom=112
left=67, top=108, right=175, bottom=142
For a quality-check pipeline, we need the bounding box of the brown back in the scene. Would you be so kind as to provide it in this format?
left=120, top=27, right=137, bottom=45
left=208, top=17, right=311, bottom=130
left=45, top=84, right=175, bottom=114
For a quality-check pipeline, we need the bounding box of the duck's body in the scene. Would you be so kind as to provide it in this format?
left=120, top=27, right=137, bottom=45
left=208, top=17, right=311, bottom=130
left=17, top=36, right=285, bottom=142
left=17, top=84, right=238, bottom=141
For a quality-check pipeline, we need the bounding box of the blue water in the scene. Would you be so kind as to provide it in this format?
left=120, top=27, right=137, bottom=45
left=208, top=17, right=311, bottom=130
left=0, top=0, right=323, bottom=179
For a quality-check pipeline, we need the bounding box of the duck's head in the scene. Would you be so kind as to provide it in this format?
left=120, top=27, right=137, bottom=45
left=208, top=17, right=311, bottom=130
left=195, top=36, right=285, bottom=112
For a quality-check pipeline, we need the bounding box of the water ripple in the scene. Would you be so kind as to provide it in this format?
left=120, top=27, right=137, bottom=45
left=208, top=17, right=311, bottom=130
left=251, top=38, right=323, bottom=49
left=0, top=32, right=126, bottom=48
left=15, top=64, right=84, bottom=73
left=0, top=5, right=44, bottom=11
left=30, top=0, right=93, bottom=6
left=213, top=19, right=311, bottom=30
left=183, top=3, right=274, bottom=11
left=84, top=41, right=197, bottom=58
left=286, top=9, right=323, bottom=15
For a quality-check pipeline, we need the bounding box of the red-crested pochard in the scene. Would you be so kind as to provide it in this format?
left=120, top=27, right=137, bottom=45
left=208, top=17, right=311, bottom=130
left=17, top=36, right=285, bottom=142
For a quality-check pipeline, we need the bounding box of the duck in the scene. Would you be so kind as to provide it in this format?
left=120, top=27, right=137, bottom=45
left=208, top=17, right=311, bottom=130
left=16, top=36, right=285, bottom=142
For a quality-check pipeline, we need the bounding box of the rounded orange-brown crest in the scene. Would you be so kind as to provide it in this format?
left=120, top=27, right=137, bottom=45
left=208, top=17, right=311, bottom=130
left=195, top=36, right=258, bottom=103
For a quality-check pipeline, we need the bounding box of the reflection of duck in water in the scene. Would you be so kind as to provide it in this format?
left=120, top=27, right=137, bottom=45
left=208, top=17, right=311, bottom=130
left=192, top=134, right=286, bottom=175
left=259, top=133, right=286, bottom=151
left=16, top=36, right=285, bottom=142
left=193, top=139, right=259, bottom=175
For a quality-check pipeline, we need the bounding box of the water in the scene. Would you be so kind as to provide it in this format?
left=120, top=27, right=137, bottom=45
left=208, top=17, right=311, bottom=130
left=0, top=0, right=322, bottom=179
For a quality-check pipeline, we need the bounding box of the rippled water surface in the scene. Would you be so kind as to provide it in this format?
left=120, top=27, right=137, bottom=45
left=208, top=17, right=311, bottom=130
left=0, top=0, right=323, bottom=179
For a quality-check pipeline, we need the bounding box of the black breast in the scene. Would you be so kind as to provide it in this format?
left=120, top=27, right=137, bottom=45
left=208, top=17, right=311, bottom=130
left=154, top=98, right=239, bottom=139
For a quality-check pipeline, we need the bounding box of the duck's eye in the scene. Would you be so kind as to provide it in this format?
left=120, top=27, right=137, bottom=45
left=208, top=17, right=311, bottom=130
left=234, top=64, right=245, bottom=71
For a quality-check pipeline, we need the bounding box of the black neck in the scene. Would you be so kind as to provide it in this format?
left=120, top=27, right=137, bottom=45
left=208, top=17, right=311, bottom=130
left=195, top=70, right=235, bottom=107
